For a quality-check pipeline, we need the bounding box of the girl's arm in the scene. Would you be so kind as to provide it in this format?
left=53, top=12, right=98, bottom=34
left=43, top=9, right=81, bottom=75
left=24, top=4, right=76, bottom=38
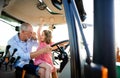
left=37, top=26, right=42, bottom=43
left=37, top=22, right=45, bottom=43
left=30, top=45, right=52, bottom=59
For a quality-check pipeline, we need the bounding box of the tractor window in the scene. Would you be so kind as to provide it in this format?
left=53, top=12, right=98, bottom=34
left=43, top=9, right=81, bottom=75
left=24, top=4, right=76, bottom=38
left=0, top=18, right=18, bottom=51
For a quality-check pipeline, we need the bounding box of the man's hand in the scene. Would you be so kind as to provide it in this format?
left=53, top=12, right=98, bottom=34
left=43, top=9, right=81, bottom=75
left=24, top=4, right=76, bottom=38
left=31, top=32, right=37, bottom=40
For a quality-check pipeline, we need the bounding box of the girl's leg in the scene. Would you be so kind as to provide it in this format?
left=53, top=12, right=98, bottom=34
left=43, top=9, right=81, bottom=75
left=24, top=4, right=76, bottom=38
left=52, top=67, right=58, bottom=78
left=39, top=62, right=52, bottom=78
left=38, top=67, right=45, bottom=78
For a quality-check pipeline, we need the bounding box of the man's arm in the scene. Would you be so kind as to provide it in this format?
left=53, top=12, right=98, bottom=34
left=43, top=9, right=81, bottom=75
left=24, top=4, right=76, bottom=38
left=30, top=45, right=52, bottom=59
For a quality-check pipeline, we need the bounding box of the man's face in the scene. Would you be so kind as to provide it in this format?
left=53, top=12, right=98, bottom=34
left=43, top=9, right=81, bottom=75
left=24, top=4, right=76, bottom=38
left=23, top=26, right=33, bottom=40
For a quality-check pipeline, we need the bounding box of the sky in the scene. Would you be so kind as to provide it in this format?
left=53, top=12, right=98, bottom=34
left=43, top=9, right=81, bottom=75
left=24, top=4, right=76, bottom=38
left=115, top=0, right=120, bottom=47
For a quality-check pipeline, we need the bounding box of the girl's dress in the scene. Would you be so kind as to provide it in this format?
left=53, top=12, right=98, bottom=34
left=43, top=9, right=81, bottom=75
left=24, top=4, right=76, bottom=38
left=34, top=42, right=54, bottom=70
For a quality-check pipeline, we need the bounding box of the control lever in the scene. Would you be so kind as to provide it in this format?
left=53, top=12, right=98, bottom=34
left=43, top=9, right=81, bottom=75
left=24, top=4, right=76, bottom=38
left=0, top=45, right=11, bottom=67
left=12, top=56, right=20, bottom=65
left=5, top=48, right=17, bottom=71
left=6, top=48, right=17, bottom=65
left=10, top=56, right=20, bottom=70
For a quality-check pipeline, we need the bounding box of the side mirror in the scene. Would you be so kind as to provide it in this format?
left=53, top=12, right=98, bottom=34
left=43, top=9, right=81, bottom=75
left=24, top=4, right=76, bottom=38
left=51, top=0, right=62, bottom=10
left=75, top=0, right=87, bottom=22
left=15, top=26, right=20, bottom=31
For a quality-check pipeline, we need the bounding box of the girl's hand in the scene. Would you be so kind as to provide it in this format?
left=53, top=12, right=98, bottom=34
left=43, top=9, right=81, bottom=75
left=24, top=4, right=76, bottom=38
left=41, top=46, right=52, bottom=53
left=45, top=45, right=52, bottom=52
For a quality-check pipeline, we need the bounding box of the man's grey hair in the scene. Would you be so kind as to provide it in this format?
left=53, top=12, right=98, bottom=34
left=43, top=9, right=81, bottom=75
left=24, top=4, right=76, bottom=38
left=19, top=23, right=32, bottom=32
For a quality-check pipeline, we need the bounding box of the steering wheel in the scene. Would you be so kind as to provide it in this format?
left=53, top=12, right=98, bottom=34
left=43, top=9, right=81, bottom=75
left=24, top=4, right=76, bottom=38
left=51, top=40, right=69, bottom=50
left=51, top=40, right=70, bottom=72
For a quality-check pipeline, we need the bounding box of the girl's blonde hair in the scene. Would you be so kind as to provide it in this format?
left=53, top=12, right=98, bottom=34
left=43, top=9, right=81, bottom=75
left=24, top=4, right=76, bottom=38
left=43, top=30, right=52, bottom=44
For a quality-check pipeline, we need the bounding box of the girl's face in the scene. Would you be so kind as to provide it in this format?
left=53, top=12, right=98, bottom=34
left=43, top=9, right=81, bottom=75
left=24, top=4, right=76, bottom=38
left=40, top=32, right=45, bottom=42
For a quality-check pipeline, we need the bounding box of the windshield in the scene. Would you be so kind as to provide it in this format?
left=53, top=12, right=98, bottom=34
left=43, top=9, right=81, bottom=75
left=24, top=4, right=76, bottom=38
left=0, top=18, right=69, bottom=51
left=0, top=18, right=20, bottom=50
left=33, top=24, right=69, bottom=43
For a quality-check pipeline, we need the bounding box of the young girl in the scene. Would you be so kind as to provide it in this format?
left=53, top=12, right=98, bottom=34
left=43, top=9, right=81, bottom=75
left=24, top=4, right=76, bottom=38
left=34, top=25, right=58, bottom=78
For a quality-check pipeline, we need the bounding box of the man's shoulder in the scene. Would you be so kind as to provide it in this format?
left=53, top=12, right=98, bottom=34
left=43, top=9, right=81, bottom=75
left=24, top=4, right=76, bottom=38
left=8, top=34, right=18, bottom=44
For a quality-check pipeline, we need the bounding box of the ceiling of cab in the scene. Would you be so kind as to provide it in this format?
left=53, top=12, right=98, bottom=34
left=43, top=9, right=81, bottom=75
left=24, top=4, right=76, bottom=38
left=3, top=0, right=66, bottom=25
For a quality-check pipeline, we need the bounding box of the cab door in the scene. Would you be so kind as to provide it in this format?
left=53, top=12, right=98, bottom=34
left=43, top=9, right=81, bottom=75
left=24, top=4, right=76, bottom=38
left=63, top=0, right=116, bottom=78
